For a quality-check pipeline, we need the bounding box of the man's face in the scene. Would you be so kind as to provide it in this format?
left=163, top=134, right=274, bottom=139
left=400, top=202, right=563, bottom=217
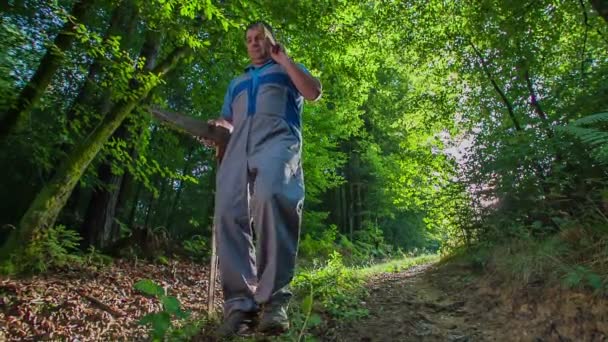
left=246, top=27, right=271, bottom=64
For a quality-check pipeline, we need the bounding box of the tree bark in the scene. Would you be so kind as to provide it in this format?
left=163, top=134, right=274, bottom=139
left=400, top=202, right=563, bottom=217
left=65, top=0, right=139, bottom=123
left=165, top=147, right=195, bottom=234
left=0, top=0, right=96, bottom=141
left=590, top=0, right=608, bottom=23
left=150, top=178, right=168, bottom=229
left=340, top=183, right=347, bottom=235
left=127, top=182, right=143, bottom=227
left=0, top=46, right=191, bottom=259
left=80, top=162, right=124, bottom=248
left=80, top=28, right=161, bottom=250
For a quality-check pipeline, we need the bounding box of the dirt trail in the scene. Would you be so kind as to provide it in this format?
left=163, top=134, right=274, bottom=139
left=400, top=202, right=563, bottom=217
left=333, top=262, right=608, bottom=342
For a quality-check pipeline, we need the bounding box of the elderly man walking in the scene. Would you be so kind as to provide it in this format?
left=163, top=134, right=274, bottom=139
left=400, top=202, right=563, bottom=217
left=211, top=21, right=322, bottom=337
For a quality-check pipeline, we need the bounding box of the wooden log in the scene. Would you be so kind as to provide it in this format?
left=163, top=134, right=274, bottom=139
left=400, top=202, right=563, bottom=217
left=207, top=225, right=218, bottom=314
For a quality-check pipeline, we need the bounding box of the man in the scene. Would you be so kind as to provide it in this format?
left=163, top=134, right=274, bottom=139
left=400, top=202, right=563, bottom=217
left=211, top=22, right=322, bottom=337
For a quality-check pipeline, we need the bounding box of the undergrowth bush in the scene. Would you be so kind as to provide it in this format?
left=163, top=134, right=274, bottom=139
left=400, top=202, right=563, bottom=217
left=292, top=251, right=368, bottom=321
left=2, top=225, right=82, bottom=274
left=1, top=225, right=113, bottom=274
left=182, top=234, right=208, bottom=261
left=475, top=211, right=608, bottom=293
left=134, top=279, right=206, bottom=341
left=300, top=224, right=397, bottom=267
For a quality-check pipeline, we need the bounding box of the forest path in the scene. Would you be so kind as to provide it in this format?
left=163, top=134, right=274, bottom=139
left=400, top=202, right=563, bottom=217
left=332, top=261, right=608, bottom=342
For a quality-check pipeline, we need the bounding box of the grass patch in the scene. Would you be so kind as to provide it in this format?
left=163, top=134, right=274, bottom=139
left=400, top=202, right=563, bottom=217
left=469, top=220, right=608, bottom=293
left=356, top=254, right=439, bottom=277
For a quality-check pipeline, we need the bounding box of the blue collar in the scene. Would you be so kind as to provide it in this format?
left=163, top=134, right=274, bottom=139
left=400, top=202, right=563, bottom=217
left=245, top=59, right=276, bottom=72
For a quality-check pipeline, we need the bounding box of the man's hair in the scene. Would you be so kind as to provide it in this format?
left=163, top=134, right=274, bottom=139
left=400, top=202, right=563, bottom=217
left=245, top=21, right=276, bottom=41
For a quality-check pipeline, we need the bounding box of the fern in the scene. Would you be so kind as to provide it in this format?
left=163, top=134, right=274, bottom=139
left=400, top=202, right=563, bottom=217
left=16, top=225, right=83, bottom=273
left=561, top=126, right=608, bottom=147
left=570, top=111, right=608, bottom=126
left=559, top=112, right=608, bottom=164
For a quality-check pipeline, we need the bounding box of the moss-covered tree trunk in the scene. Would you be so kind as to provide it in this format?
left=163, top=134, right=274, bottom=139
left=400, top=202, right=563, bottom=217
left=65, top=0, right=139, bottom=123
left=64, top=0, right=140, bottom=239
left=82, top=30, right=161, bottom=250
left=0, top=0, right=97, bottom=141
left=0, top=46, right=190, bottom=259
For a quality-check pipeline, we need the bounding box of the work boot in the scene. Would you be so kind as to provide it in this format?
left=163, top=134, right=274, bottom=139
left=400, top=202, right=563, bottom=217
left=258, top=302, right=290, bottom=335
left=216, top=310, right=257, bottom=338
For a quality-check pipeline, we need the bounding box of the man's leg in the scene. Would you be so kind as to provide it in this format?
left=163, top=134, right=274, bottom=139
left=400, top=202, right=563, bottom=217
left=249, top=149, right=304, bottom=333
left=215, top=154, right=258, bottom=335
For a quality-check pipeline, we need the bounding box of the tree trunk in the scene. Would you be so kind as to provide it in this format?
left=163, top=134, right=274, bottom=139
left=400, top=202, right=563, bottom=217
left=340, top=184, right=347, bottom=235
left=80, top=163, right=124, bottom=248
left=65, top=0, right=139, bottom=123
left=128, top=182, right=143, bottom=227
left=348, top=183, right=354, bottom=241
left=352, top=153, right=362, bottom=232
left=151, top=179, right=169, bottom=229
left=143, top=191, right=155, bottom=229
left=165, top=147, right=195, bottom=234
left=590, top=0, right=608, bottom=23
left=0, top=46, right=191, bottom=259
left=80, top=28, right=160, bottom=250
left=0, top=0, right=96, bottom=141
left=112, top=170, right=135, bottom=230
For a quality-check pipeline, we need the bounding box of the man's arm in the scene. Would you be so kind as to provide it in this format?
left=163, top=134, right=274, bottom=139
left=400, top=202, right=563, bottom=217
left=271, top=46, right=322, bottom=101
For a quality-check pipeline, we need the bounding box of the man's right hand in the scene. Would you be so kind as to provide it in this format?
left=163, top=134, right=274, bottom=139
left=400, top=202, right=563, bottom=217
left=208, top=118, right=233, bottom=133
left=195, top=119, right=233, bottom=147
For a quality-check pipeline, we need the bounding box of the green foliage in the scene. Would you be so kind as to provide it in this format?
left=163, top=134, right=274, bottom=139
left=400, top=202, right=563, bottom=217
left=299, top=225, right=338, bottom=260
left=134, top=279, right=191, bottom=341
left=293, top=252, right=368, bottom=321
left=83, top=246, right=113, bottom=267
left=134, top=279, right=166, bottom=297
left=13, top=225, right=82, bottom=273
left=563, top=266, right=603, bottom=291
left=558, top=112, right=608, bottom=164
left=1, top=0, right=608, bottom=317
left=182, top=235, right=208, bottom=261
left=473, top=210, right=608, bottom=294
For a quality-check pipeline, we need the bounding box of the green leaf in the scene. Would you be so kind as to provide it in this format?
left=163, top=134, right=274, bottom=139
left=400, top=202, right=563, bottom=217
left=134, top=279, right=165, bottom=297
left=161, top=295, right=189, bottom=319
left=587, top=273, right=603, bottom=290
left=308, top=313, right=323, bottom=327
left=162, top=296, right=180, bottom=313
left=139, top=312, right=171, bottom=340
left=301, top=291, right=313, bottom=314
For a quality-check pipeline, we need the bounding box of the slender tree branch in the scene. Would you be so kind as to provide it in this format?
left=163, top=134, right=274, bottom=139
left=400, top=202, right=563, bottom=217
left=580, top=0, right=590, bottom=79
left=469, top=41, right=522, bottom=131
left=523, top=68, right=554, bottom=139
left=523, top=69, right=547, bottom=122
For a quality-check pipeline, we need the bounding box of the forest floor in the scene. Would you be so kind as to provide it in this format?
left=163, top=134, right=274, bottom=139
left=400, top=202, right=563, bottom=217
left=1, top=258, right=607, bottom=341
left=0, top=259, right=223, bottom=341
left=331, top=260, right=608, bottom=342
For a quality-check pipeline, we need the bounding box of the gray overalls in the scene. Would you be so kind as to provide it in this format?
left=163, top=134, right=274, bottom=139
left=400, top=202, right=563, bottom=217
left=214, top=59, right=307, bottom=316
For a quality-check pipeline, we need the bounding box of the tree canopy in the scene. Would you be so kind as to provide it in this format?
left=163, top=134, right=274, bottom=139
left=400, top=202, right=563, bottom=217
left=1, top=0, right=607, bottom=266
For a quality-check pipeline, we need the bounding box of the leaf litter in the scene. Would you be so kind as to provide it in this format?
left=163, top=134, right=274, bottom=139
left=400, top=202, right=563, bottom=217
left=0, top=259, right=222, bottom=341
